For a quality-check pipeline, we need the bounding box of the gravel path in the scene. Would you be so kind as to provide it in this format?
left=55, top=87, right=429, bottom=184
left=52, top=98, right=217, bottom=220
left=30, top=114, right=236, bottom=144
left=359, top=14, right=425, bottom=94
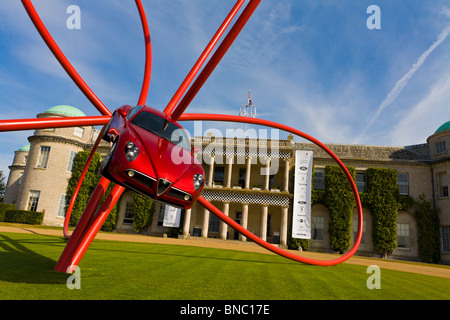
left=1, top=225, right=450, bottom=279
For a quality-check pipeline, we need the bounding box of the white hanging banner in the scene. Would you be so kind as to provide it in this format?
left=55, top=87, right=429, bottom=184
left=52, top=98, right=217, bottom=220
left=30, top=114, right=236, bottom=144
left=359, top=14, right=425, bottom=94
left=292, top=150, right=313, bottom=239
left=163, top=205, right=182, bottom=227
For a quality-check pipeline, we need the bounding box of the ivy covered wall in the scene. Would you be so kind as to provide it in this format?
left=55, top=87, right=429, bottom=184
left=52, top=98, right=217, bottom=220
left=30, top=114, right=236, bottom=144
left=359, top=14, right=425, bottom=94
left=290, top=164, right=441, bottom=262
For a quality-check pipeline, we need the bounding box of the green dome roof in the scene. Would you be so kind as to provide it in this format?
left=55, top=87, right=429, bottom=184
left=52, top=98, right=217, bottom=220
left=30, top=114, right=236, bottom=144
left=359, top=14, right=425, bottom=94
left=18, top=144, right=30, bottom=152
left=435, top=121, right=450, bottom=134
left=44, top=105, right=86, bottom=117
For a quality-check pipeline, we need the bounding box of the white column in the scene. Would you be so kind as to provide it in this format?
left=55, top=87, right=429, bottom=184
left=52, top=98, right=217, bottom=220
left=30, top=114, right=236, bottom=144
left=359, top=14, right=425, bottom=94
left=283, top=158, right=290, bottom=192
left=182, top=208, right=191, bottom=238
left=202, top=207, right=209, bottom=238
left=280, top=206, right=289, bottom=248
left=245, top=157, right=251, bottom=189
left=239, top=203, right=249, bottom=242
left=264, top=158, right=271, bottom=190
left=225, top=157, right=233, bottom=188
left=208, top=155, right=215, bottom=186
left=260, top=205, right=268, bottom=241
left=219, top=202, right=229, bottom=240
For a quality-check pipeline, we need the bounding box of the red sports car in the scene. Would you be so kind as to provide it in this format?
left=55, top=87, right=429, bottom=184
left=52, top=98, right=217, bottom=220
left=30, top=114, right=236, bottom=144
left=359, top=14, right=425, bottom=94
left=101, top=105, right=205, bottom=209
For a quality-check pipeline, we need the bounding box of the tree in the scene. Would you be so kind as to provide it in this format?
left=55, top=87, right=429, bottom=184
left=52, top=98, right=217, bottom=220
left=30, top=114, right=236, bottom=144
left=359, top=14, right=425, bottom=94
left=66, top=151, right=119, bottom=231
left=0, top=170, right=6, bottom=202
left=66, top=151, right=102, bottom=227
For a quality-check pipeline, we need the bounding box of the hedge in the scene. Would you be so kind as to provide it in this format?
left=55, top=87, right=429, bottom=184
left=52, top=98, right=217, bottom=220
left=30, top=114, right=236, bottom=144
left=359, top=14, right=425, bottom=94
left=3, top=209, right=44, bottom=225
left=0, top=203, right=15, bottom=221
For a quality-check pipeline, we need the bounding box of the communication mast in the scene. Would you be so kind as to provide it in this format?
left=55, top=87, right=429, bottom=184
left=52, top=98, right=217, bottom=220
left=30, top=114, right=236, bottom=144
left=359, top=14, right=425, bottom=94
left=239, top=89, right=256, bottom=131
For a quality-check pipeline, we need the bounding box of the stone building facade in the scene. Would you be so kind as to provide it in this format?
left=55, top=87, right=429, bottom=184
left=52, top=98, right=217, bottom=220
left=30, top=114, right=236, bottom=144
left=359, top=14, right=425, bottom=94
left=4, top=105, right=450, bottom=264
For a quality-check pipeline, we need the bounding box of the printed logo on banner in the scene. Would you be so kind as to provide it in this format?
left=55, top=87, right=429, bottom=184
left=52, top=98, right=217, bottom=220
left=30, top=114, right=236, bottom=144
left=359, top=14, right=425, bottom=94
left=163, top=205, right=182, bottom=227
left=292, top=150, right=313, bottom=239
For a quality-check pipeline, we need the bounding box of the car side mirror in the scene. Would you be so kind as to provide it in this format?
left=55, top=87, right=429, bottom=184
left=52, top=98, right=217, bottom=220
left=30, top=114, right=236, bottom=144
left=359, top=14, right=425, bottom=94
left=118, top=109, right=127, bottom=118
left=118, top=109, right=128, bottom=127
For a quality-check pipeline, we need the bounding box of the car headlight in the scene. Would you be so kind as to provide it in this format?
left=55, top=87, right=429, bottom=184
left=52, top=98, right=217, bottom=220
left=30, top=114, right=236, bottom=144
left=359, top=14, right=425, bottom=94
left=125, top=141, right=139, bottom=161
left=193, top=174, right=204, bottom=191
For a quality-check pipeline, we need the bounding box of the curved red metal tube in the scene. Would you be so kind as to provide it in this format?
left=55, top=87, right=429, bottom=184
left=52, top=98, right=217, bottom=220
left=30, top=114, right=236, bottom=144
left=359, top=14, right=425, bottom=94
left=62, top=0, right=150, bottom=239
left=14, top=1, right=363, bottom=271
left=135, top=0, right=152, bottom=106
left=54, top=176, right=111, bottom=272
left=0, top=116, right=110, bottom=132
left=63, top=126, right=107, bottom=238
left=163, top=0, right=246, bottom=117
left=170, top=0, right=261, bottom=121
left=20, top=0, right=112, bottom=116
left=179, top=113, right=363, bottom=266
left=56, top=183, right=125, bottom=273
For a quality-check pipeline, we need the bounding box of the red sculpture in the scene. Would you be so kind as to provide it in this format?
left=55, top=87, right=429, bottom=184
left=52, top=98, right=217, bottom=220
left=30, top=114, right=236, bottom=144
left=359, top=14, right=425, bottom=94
left=0, top=0, right=363, bottom=273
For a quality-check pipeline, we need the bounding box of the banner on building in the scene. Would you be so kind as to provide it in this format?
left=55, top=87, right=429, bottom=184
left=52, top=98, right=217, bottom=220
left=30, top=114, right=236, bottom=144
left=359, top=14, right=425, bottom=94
left=163, top=205, right=182, bottom=227
left=292, top=150, right=313, bottom=239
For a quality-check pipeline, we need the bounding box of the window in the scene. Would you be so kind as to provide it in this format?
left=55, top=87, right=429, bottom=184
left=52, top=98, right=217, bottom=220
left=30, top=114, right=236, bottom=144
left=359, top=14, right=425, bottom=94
left=18, top=172, right=24, bottom=185
left=73, top=127, right=85, bottom=138
left=312, top=216, right=324, bottom=241
left=397, top=223, right=410, bottom=249
left=123, top=202, right=134, bottom=224
left=57, top=194, right=68, bottom=217
left=266, top=213, right=273, bottom=237
left=353, top=219, right=366, bottom=245
left=126, top=105, right=143, bottom=120
left=355, top=173, right=366, bottom=193
left=438, top=172, right=449, bottom=198
left=268, top=174, right=276, bottom=190
left=238, top=168, right=246, bottom=188
left=398, top=173, right=409, bottom=196
left=157, top=205, right=165, bottom=226
left=27, top=190, right=40, bottom=212
left=67, top=151, right=77, bottom=172
left=313, top=168, right=324, bottom=190
left=131, top=111, right=191, bottom=150
left=37, top=146, right=50, bottom=168
left=442, top=226, right=450, bottom=253
left=436, top=141, right=446, bottom=155
left=213, top=166, right=224, bottom=184
left=208, top=213, right=220, bottom=232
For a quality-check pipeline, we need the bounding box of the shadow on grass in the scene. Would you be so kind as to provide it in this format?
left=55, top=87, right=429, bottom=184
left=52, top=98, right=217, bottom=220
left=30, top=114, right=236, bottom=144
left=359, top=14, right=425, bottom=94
left=0, top=234, right=67, bottom=285
left=85, top=239, right=302, bottom=266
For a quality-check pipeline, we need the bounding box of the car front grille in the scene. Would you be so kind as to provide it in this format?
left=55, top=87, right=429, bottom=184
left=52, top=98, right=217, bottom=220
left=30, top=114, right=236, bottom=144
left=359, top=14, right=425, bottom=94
left=125, top=169, right=155, bottom=191
left=166, top=187, right=192, bottom=202
left=125, top=169, right=191, bottom=202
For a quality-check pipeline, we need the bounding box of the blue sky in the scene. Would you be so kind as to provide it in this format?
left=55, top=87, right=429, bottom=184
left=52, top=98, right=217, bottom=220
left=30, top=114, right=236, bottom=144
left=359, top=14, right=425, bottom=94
left=1, top=1, right=450, bottom=177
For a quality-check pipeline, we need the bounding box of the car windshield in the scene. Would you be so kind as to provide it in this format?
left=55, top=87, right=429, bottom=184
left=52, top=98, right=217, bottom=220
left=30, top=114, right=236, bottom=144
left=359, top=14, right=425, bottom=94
left=131, top=111, right=191, bottom=151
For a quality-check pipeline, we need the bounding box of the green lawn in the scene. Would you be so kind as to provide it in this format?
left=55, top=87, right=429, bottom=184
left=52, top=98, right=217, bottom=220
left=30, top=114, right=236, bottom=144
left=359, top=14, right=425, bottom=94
left=1, top=231, right=450, bottom=300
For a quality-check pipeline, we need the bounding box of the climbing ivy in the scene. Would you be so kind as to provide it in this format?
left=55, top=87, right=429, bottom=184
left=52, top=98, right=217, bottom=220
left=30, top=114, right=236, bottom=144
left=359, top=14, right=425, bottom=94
left=414, top=194, right=440, bottom=263
left=132, top=192, right=155, bottom=233
left=365, top=168, right=399, bottom=258
left=324, top=165, right=356, bottom=254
